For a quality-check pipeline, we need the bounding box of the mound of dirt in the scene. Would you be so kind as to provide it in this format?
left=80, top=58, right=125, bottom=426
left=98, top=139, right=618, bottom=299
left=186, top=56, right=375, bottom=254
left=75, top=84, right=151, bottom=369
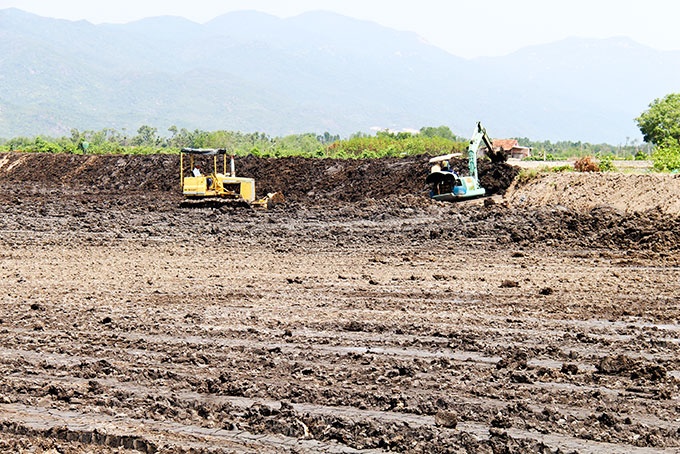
left=506, top=172, right=680, bottom=215
left=0, top=152, right=518, bottom=205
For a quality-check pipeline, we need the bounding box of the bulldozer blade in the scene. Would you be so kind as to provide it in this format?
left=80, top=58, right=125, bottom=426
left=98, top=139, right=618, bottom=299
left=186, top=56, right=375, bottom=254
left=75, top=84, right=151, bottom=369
left=251, top=192, right=285, bottom=210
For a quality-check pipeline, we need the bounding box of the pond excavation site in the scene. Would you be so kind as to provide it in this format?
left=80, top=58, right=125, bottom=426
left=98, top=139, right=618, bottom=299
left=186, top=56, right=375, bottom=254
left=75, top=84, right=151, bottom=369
left=0, top=153, right=679, bottom=453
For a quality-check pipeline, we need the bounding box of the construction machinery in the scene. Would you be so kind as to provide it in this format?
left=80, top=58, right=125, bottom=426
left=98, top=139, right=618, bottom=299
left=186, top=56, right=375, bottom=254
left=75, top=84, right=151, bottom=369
left=180, top=147, right=283, bottom=209
left=426, top=122, right=501, bottom=201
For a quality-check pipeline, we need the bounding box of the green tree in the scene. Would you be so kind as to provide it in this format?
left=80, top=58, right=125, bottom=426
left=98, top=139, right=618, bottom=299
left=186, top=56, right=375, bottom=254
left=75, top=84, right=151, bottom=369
left=274, top=133, right=324, bottom=157
left=636, top=93, right=680, bottom=146
left=70, top=128, right=82, bottom=145
left=131, top=125, right=159, bottom=146
left=33, top=136, right=59, bottom=153
left=636, top=93, right=680, bottom=171
left=317, top=131, right=340, bottom=145
left=420, top=125, right=456, bottom=141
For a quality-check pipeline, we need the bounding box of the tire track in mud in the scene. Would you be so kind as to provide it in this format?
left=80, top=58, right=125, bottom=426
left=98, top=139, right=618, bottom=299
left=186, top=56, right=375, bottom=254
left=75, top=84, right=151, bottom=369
left=3, top=306, right=676, bottom=452
left=2, top=314, right=680, bottom=452
left=0, top=403, right=377, bottom=453
left=2, top=369, right=678, bottom=454
left=4, top=358, right=680, bottom=454
left=5, top=318, right=679, bottom=381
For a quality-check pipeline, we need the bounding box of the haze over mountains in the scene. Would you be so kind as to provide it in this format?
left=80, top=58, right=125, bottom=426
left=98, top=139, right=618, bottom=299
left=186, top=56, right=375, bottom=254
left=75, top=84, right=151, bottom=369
left=1, top=7, right=679, bottom=143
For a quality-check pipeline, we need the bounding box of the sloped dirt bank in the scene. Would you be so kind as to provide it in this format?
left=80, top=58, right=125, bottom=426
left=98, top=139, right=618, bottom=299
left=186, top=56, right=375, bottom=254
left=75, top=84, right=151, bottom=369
left=506, top=172, right=680, bottom=215
left=4, top=152, right=677, bottom=252
left=0, top=152, right=679, bottom=453
left=0, top=152, right=518, bottom=205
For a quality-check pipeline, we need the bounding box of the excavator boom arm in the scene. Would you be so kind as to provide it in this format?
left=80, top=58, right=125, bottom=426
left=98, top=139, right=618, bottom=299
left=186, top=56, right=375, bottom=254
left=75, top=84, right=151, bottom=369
left=466, top=121, right=498, bottom=180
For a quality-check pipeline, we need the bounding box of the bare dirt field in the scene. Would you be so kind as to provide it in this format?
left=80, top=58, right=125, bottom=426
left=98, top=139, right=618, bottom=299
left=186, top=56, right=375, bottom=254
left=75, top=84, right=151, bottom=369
left=0, top=152, right=679, bottom=453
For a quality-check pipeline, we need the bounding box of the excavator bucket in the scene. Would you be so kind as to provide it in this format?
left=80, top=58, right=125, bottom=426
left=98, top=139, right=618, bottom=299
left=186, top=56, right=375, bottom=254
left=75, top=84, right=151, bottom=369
left=486, top=147, right=509, bottom=163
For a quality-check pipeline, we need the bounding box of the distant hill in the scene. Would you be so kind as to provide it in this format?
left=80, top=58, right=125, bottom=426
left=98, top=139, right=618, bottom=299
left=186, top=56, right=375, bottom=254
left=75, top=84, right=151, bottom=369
left=1, top=7, right=679, bottom=143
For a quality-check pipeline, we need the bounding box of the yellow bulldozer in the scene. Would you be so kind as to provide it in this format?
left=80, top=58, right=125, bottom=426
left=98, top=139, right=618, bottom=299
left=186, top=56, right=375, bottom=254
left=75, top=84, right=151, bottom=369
left=180, top=147, right=283, bottom=209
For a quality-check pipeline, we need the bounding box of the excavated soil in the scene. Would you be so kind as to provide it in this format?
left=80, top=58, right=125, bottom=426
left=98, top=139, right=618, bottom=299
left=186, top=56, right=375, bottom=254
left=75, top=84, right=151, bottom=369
left=0, top=152, right=679, bottom=453
left=507, top=172, right=680, bottom=216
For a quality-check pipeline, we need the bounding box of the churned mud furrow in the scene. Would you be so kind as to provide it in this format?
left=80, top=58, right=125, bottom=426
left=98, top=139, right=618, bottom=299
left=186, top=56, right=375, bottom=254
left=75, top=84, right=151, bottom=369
left=2, top=365, right=678, bottom=454
left=1, top=152, right=680, bottom=452
left=0, top=403, right=381, bottom=454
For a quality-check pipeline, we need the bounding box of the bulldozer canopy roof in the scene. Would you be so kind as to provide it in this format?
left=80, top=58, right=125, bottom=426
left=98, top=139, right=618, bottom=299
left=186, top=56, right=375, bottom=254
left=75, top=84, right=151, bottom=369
left=181, top=148, right=228, bottom=155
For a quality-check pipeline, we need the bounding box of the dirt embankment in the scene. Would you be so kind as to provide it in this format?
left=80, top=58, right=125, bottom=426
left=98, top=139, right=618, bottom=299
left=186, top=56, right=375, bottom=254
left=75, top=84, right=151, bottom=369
left=0, top=152, right=518, bottom=205
left=3, top=152, right=676, bottom=216
left=1, top=152, right=679, bottom=253
left=506, top=172, right=680, bottom=215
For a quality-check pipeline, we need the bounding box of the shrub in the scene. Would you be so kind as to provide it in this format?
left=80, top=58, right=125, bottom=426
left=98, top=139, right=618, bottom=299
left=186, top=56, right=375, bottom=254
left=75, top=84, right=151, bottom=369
left=550, top=164, right=573, bottom=172
left=634, top=150, right=648, bottom=160
left=598, top=155, right=616, bottom=172
left=651, top=142, right=680, bottom=172
left=516, top=168, right=541, bottom=184
left=574, top=156, right=599, bottom=172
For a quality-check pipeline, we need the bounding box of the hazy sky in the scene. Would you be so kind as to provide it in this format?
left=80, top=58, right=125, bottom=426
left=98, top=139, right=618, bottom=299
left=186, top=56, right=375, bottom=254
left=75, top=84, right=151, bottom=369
left=2, top=0, right=679, bottom=58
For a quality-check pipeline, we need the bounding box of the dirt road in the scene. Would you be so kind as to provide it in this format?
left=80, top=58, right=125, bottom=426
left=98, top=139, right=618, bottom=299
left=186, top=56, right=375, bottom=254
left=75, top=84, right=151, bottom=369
left=0, top=153, right=679, bottom=453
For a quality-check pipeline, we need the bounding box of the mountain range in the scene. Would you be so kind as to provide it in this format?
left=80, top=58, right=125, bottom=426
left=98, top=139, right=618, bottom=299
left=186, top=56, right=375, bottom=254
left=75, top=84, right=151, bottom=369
left=1, top=7, right=679, bottom=143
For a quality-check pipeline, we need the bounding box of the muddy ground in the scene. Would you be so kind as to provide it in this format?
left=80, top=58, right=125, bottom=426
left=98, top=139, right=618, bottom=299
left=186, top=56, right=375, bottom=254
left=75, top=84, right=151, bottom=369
left=0, top=152, right=679, bottom=453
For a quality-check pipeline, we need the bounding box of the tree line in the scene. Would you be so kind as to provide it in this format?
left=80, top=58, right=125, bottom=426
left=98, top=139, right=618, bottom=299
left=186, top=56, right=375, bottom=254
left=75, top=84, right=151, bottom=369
left=1, top=93, right=678, bottom=171
left=0, top=125, right=645, bottom=159
left=0, top=126, right=469, bottom=159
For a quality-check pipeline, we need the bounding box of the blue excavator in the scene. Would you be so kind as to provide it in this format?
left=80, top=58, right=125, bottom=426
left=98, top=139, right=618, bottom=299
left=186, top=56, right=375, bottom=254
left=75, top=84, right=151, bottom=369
left=426, top=122, right=501, bottom=201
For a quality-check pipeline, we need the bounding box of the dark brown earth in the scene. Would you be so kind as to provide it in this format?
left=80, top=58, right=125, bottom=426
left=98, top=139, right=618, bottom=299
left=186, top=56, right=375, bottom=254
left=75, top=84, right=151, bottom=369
left=0, top=152, right=679, bottom=453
